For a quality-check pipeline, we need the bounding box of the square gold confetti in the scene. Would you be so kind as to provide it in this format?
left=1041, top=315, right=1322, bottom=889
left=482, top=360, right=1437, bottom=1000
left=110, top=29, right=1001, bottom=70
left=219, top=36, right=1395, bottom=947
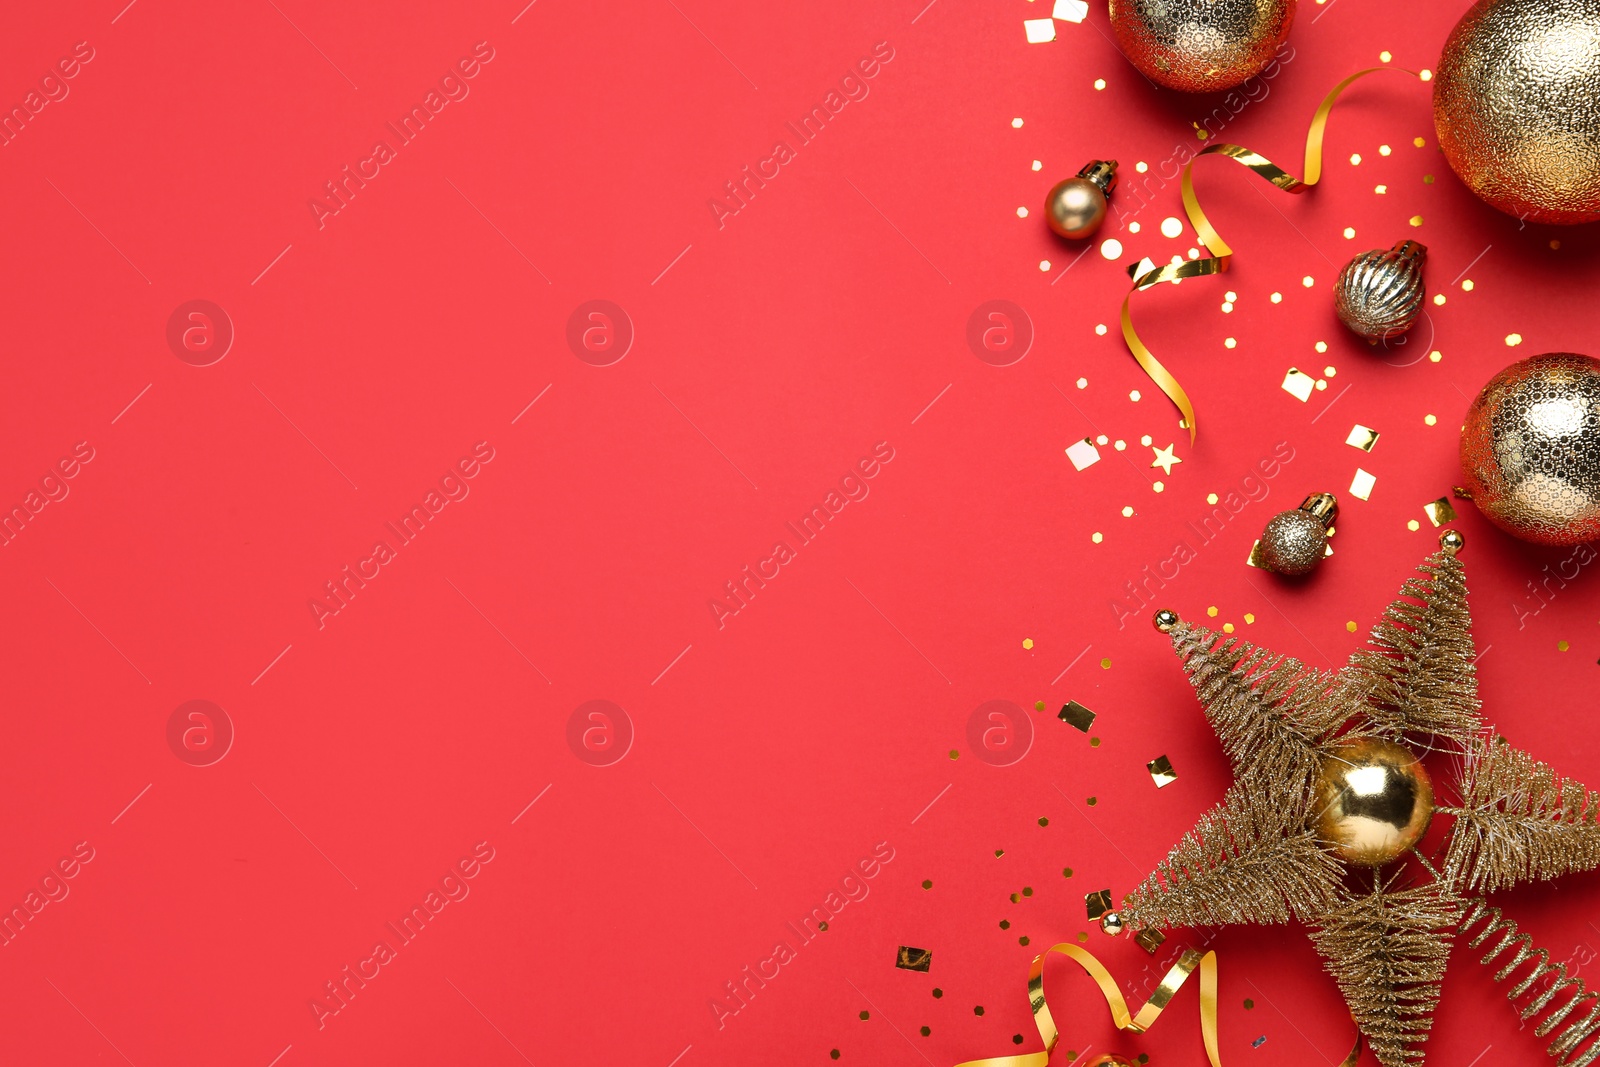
left=1085, top=889, right=1113, bottom=920
left=1065, top=438, right=1101, bottom=471
left=1424, top=497, right=1458, bottom=527
left=1147, top=754, right=1177, bottom=788
left=1058, top=700, right=1096, bottom=732
left=1134, top=928, right=1167, bottom=954
left=896, top=946, right=932, bottom=972
left=1345, top=424, right=1380, bottom=452
left=1281, top=368, right=1315, bottom=402
left=1024, top=18, right=1057, bottom=42
left=1052, top=0, right=1089, bottom=21
left=1350, top=467, right=1377, bottom=501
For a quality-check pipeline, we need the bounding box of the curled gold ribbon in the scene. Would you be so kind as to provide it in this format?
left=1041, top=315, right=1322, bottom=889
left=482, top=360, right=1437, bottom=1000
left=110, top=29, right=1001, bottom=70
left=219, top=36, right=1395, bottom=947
left=952, top=941, right=1363, bottom=1067
left=1120, top=67, right=1421, bottom=444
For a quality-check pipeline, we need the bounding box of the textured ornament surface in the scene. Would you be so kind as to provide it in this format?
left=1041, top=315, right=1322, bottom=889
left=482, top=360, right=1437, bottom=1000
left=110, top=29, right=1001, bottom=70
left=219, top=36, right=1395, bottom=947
left=1433, top=0, right=1600, bottom=225
left=1107, top=0, right=1295, bottom=93
left=1259, top=509, right=1326, bottom=575
left=1459, top=353, right=1600, bottom=545
left=1333, top=245, right=1425, bottom=340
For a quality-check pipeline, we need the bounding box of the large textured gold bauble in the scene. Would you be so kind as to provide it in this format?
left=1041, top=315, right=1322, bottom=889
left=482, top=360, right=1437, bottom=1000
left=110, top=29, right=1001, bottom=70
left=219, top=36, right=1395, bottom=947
left=1107, top=0, right=1294, bottom=93
left=1315, top=739, right=1434, bottom=867
left=1433, top=0, right=1600, bottom=225
left=1459, top=353, right=1600, bottom=546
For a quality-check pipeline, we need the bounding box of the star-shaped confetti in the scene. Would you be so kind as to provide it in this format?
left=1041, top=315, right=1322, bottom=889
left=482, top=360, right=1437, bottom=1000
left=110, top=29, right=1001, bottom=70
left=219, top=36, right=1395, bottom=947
left=1115, top=531, right=1600, bottom=1067
left=1150, top=442, right=1182, bottom=475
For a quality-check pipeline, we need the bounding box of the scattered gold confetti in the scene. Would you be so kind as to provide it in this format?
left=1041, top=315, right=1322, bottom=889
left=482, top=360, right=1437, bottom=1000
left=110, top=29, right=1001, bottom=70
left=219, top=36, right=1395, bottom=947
left=1315, top=341, right=1329, bottom=353
left=1153, top=481, right=1165, bottom=493
left=1011, top=117, right=1024, bottom=128
left=1059, top=701, right=1096, bottom=731
left=897, top=947, right=933, bottom=972
left=1095, top=323, right=1108, bottom=335
left=1222, top=302, right=1234, bottom=313
left=1380, top=50, right=1392, bottom=62
left=1379, top=144, right=1392, bottom=156
left=1039, top=260, right=1051, bottom=271
left=1424, top=498, right=1458, bottom=527
left=1052, top=0, right=1089, bottom=21
left=1552, top=239, right=1561, bottom=250
left=1135, top=161, right=1148, bottom=173
left=1343, top=227, right=1356, bottom=239
left=1076, top=377, right=1088, bottom=388
left=1207, top=605, right=1219, bottom=617
left=1223, top=623, right=1235, bottom=634
left=1350, top=153, right=1362, bottom=165
left=1346, top=621, right=1358, bottom=632
left=1160, top=216, right=1184, bottom=239
left=1129, top=390, right=1141, bottom=401
left=1114, top=439, right=1127, bottom=451
left=1433, top=294, right=1447, bottom=306
left=1407, top=519, right=1421, bottom=531
left=1065, top=438, right=1101, bottom=471
left=1085, top=889, right=1113, bottom=919
left=1016, top=206, right=1029, bottom=218
left=1207, top=492, right=1219, bottom=505
left=1430, top=350, right=1443, bottom=363
left=1122, top=505, right=1134, bottom=517
left=1325, top=366, right=1337, bottom=377
left=1224, top=337, right=1238, bottom=349
left=1559, top=640, right=1570, bottom=652
left=1147, top=755, right=1178, bottom=788
left=1345, top=425, right=1380, bottom=452
left=1270, top=291, right=1283, bottom=303
left=1282, top=368, right=1316, bottom=402
left=1375, top=184, right=1388, bottom=194
left=1151, top=443, right=1181, bottom=475
left=1128, top=221, right=1141, bottom=234
left=1350, top=468, right=1377, bottom=501
left=1031, top=159, right=1043, bottom=171
left=1420, top=68, right=1433, bottom=81
left=1302, top=275, right=1315, bottom=287
left=1461, top=279, right=1474, bottom=291
left=1410, top=215, right=1424, bottom=227
left=1246, top=540, right=1265, bottom=568
left=1244, top=613, right=1256, bottom=624
left=1315, top=379, right=1328, bottom=391
left=950, top=749, right=959, bottom=759
left=1093, top=78, right=1106, bottom=90
left=1100, top=657, right=1111, bottom=669
left=1413, top=137, right=1425, bottom=147
left=1091, top=531, right=1103, bottom=544
left=1022, top=638, right=1034, bottom=649
left=1507, top=333, right=1523, bottom=346
left=1101, top=238, right=1123, bottom=260
left=1023, top=19, right=1057, bottom=43
left=1140, top=435, right=1152, bottom=446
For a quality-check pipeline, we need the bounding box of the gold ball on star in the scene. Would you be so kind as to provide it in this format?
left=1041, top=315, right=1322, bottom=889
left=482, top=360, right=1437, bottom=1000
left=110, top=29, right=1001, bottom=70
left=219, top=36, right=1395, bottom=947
left=1108, top=0, right=1294, bottom=93
left=1315, top=739, right=1435, bottom=867
left=1459, top=353, right=1600, bottom=545
left=1434, top=0, right=1600, bottom=224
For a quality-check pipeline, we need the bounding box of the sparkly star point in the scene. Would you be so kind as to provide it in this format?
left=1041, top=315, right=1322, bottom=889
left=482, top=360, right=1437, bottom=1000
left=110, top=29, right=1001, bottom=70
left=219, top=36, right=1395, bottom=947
left=1117, top=534, right=1600, bottom=1067
left=1150, top=442, right=1182, bottom=475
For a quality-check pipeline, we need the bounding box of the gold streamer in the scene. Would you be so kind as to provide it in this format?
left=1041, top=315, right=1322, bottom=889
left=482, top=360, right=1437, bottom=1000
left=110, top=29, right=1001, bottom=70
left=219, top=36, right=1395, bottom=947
left=951, top=941, right=1363, bottom=1067
left=1120, top=67, right=1420, bottom=444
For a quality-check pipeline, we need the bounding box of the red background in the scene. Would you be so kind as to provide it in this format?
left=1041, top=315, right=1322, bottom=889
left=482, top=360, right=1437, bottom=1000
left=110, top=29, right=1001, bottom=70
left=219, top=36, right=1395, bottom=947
left=2, top=1, right=1598, bottom=1064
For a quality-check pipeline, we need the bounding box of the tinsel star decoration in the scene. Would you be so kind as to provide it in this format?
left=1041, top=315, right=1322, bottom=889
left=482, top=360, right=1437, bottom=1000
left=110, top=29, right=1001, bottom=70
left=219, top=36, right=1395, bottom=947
left=1109, top=531, right=1600, bottom=1067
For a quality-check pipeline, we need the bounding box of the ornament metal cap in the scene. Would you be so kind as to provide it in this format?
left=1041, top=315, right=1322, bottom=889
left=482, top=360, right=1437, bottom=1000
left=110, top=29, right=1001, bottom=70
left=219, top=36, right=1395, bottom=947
left=1077, top=159, right=1119, bottom=195
left=1299, top=492, right=1339, bottom=528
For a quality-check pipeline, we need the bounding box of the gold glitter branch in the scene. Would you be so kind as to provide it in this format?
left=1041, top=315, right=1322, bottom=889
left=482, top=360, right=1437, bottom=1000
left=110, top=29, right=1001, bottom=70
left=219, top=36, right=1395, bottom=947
left=1121, top=783, right=1342, bottom=931
left=1461, top=900, right=1600, bottom=1066
left=1446, top=738, right=1600, bottom=894
left=1348, top=548, right=1482, bottom=747
left=1308, top=881, right=1460, bottom=1067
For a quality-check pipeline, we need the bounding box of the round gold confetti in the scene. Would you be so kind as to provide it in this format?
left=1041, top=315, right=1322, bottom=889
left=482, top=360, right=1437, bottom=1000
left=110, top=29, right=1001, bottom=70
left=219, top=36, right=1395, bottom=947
left=1379, top=144, right=1392, bottom=156
left=1092, top=531, right=1103, bottom=544
left=1101, top=238, right=1124, bottom=260
left=1461, top=279, right=1474, bottom=291
left=1419, top=68, right=1433, bottom=81
left=1413, top=136, right=1426, bottom=147
left=1136, top=161, right=1149, bottom=173
left=860, top=1010, right=870, bottom=1020
left=1424, top=174, right=1435, bottom=184
left=1094, top=78, right=1109, bottom=90
left=1343, top=226, right=1356, bottom=239
left=1039, top=260, right=1051, bottom=272
left=1409, top=215, right=1424, bottom=227
left=1076, top=377, right=1088, bottom=388
left=1433, top=294, right=1447, bottom=306
left=1130, top=389, right=1142, bottom=401
left=1115, top=439, right=1127, bottom=450
left=1016, top=206, right=1029, bottom=218
left=1325, top=365, right=1337, bottom=377
left=1425, top=414, right=1437, bottom=426
left=1380, top=50, right=1392, bottom=62
left=1270, top=291, right=1283, bottom=303
left=1315, top=341, right=1328, bottom=353
left=1223, top=622, right=1235, bottom=633
left=1303, top=275, right=1315, bottom=287
left=1506, top=333, right=1523, bottom=346
left=1346, top=621, right=1358, bottom=632
left=1022, top=638, right=1034, bottom=649
left=1222, top=301, right=1235, bottom=313
left=1096, top=434, right=1109, bottom=445
left=1122, top=505, right=1135, bottom=517
left=1350, top=153, right=1362, bottom=165
left=1153, top=481, right=1165, bottom=492
left=1011, top=117, right=1024, bottom=128
left=1095, top=323, right=1108, bottom=336
left=1141, top=435, right=1153, bottom=446
left=1062, top=868, right=1073, bottom=878
left=1100, top=657, right=1112, bottom=669
left=1408, top=519, right=1421, bottom=531
left=1315, top=379, right=1328, bottom=391
left=1244, top=612, right=1256, bottom=624
left=1207, top=492, right=1219, bottom=505
left=1430, top=350, right=1443, bottom=363
left=1224, top=337, right=1237, bottom=349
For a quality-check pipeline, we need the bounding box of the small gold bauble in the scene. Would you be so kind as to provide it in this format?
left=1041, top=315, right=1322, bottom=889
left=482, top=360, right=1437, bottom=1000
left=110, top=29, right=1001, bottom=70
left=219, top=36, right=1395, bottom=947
left=1046, top=160, right=1118, bottom=240
left=1333, top=241, right=1426, bottom=341
left=1439, top=528, right=1465, bottom=555
left=1257, top=492, right=1337, bottom=577
left=1434, top=0, right=1600, bottom=225
left=1100, top=910, right=1126, bottom=936
left=1315, top=739, right=1434, bottom=867
left=1152, top=608, right=1180, bottom=633
left=1459, top=353, right=1600, bottom=545
left=1108, top=0, right=1294, bottom=93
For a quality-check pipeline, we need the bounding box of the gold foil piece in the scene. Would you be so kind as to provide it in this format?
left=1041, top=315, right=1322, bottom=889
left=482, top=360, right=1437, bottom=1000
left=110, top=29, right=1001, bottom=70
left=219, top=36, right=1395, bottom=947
left=1147, top=755, right=1178, bottom=787
left=1058, top=701, right=1097, bottom=732
left=1024, top=18, right=1057, bottom=43
left=1423, top=497, right=1457, bottom=527
left=1281, top=368, right=1316, bottom=402
left=1350, top=468, right=1376, bottom=501
left=1134, top=928, right=1167, bottom=954
left=896, top=946, right=932, bottom=972
left=1085, top=889, right=1113, bottom=920
left=1065, top=438, right=1101, bottom=471
left=1051, top=0, right=1088, bottom=23
left=1120, top=68, right=1422, bottom=442
left=1246, top=539, right=1264, bottom=567
left=1345, top=424, right=1380, bottom=452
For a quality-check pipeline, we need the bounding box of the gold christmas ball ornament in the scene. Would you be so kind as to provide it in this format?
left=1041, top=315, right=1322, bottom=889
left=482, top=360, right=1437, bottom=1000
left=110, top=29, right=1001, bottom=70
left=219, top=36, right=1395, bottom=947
left=1315, top=738, right=1435, bottom=867
left=1434, top=0, right=1600, bottom=225
left=1333, top=240, right=1426, bottom=341
left=1257, top=492, right=1337, bottom=577
left=1459, top=353, right=1600, bottom=545
left=1084, top=1057, right=1137, bottom=1067
left=1046, top=160, right=1119, bottom=240
left=1099, top=910, right=1126, bottom=936
left=1108, top=0, right=1295, bottom=93
left=1152, top=608, right=1180, bottom=633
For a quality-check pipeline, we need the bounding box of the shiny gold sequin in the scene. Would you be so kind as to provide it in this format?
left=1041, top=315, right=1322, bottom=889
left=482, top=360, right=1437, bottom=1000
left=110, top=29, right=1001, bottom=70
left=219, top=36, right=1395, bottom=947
left=1350, top=468, right=1377, bottom=501
left=897, top=947, right=933, bottom=972
left=1059, top=701, right=1097, bottom=732
left=1147, top=755, right=1178, bottom=787
left=1086, top=889, right=1114, bottom=919
left=1424, top=498, right=1458, bottom=527
left=1345, top=425, right=1380, bottom=452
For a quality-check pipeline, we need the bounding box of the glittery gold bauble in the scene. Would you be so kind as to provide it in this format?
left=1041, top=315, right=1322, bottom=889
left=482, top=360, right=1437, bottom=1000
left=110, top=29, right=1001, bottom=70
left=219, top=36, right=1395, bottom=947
left=1257, top=491, right=1336, bottom=577
left=1315, top=738, right=1434, bottom=867
left=1459, top=353, right=1600, bottom=545
left=1333, top=240, right=1426, bottom=341
left=1107, top=0, right=1295, bottom=93
left=1434, top=0, right=1600, bottom=225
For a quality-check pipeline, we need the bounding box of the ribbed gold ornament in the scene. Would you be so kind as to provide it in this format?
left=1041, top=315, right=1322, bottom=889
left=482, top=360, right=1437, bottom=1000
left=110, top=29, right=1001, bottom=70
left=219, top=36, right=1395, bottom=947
left=1459, top=353, right=1600, bottom=546
left=1333, top=240, right=1426, bottom=341
left=1434, top=0, right=1600, bottom=225
left=1107, top=0, right=1295, bottom=93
